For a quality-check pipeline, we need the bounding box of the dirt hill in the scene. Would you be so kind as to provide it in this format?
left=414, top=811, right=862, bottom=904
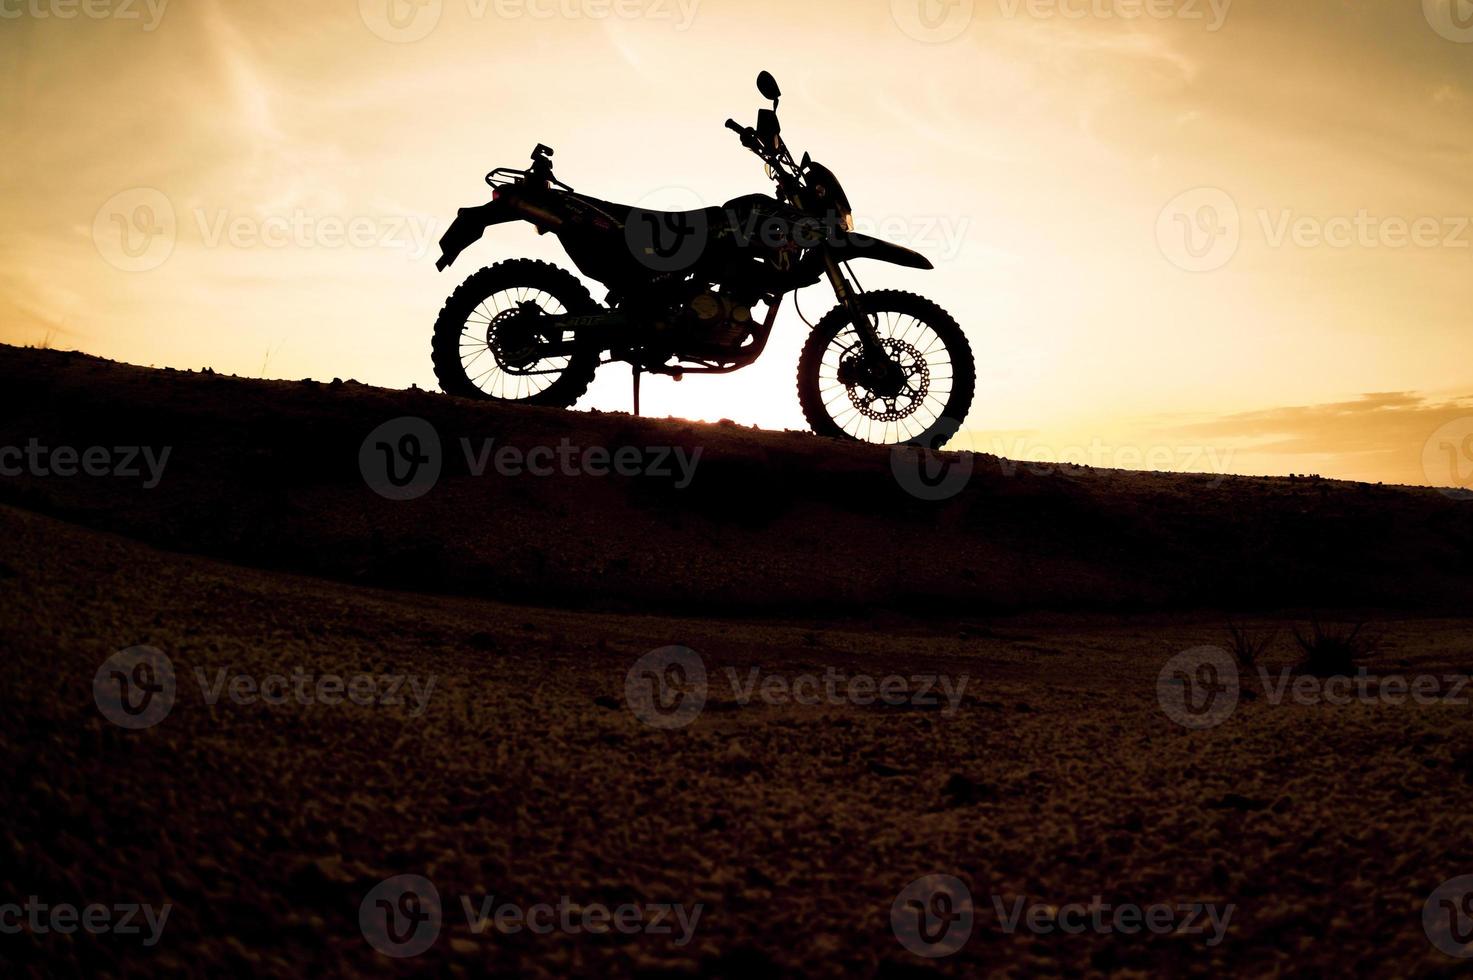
left=1, top=344, right=1469, bottom=616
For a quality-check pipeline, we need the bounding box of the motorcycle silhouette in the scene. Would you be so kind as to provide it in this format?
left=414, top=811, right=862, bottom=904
left=433, top=71, right=975, bottom=445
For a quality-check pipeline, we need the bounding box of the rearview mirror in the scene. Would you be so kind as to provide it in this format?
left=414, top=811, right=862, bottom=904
left=756, top=71, right=781, bottom=103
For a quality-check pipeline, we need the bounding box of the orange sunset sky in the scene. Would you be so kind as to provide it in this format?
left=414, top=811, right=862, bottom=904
left=3, top=0, right=1472, bottom=488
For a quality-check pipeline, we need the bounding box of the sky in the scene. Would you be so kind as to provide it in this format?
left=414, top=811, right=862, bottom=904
left=2, top=0, right=1472, bottom=488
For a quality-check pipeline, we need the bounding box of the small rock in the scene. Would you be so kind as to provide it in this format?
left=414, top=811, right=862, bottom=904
left=941, top=773, right=996, bottom=806
left=1206, top=793, right=1270, bottom=812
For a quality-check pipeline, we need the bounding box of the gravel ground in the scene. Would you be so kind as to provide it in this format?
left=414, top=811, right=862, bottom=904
left=6, top=504, right=1473, bottom=977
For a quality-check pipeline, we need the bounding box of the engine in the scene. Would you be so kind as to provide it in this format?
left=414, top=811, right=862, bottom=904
left=681, top=289, right=753, bottom=349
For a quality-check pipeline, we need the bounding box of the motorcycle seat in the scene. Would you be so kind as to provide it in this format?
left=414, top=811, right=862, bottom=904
left=572, top=193, right=725, bottom=236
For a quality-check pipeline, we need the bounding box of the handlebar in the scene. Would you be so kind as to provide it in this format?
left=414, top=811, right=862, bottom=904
left=725, top=116, right=801, bottom=196
left=724, top=117, right=771, bottom=158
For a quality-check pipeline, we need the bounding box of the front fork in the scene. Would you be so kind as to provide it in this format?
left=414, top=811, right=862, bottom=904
left=822, top=252, right=884, bottom=357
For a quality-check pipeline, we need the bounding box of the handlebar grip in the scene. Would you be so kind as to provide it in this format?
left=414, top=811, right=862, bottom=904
left=725, top=119, right=744, bottom=134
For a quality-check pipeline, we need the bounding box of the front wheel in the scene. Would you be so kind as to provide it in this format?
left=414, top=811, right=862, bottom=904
left=797, top=290, right=975, bottom=445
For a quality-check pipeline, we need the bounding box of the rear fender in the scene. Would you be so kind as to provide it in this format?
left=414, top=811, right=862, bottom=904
left=435, top=198, right=523, bottom=271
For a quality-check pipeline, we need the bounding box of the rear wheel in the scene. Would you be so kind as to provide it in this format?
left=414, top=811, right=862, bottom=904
left=432, top=259, right=600, bottom=407
left=797, top=290, right=975, bottom=445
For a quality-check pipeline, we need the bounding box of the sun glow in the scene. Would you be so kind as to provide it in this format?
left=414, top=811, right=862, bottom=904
left=3, top=0, right=1471, bottom=485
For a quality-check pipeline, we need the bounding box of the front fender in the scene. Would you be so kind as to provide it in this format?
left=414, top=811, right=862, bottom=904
left=435, top=198, right=522, bottom=271
left=825, top=231, right=934, bottom=271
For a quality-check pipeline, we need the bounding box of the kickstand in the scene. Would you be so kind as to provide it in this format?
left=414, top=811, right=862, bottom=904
left=631, top=363, right=642, bottom=417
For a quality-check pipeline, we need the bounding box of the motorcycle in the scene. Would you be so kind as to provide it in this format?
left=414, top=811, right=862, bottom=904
left=432, top=71, right=975, bottom=446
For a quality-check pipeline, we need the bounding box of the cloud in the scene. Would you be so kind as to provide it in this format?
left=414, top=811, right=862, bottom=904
left=1151, top=391, right=1473, bottom=485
